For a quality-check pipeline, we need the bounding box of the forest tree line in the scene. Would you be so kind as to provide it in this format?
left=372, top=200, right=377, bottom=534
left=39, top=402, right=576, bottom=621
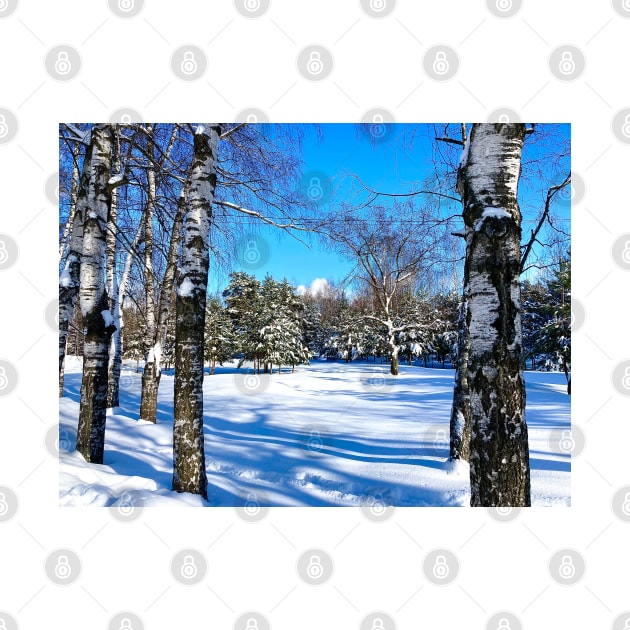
left=58, top=122, right=570, bottom=506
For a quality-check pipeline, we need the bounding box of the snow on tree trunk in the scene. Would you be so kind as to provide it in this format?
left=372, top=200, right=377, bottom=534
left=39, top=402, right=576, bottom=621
left=449, top=299, right=471, bottom=461
left=59, top=138, right=92, bottom=397
left=458, top=123, right=531, bottom=507
left=172, top=124, right=220, bottom=499
left=390, top=344, right=399, bottom=376
left=76, top=124, right=116, bottom=464
left=140, top=125, right=159, bottom=423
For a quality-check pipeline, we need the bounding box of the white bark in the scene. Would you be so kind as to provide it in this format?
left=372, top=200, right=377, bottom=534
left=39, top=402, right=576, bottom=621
left=459, top=123, right=530, bottom=507
left=172, top=124, right=221, bottom=499
left=76, top=124, right=116, bottom=464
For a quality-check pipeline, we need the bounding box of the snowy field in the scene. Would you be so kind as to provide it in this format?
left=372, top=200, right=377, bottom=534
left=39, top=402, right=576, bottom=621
left=59, top=357, right=570, bottom=508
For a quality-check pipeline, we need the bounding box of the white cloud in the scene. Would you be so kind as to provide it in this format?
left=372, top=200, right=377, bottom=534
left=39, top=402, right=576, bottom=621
left=297, top=278, right=329, bottom=296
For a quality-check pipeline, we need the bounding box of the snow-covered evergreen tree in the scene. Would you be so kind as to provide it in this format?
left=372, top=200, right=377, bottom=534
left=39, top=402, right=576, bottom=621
left=204, top=296, right=235, bottom=374
left=223, top=271, right=263, bottom=368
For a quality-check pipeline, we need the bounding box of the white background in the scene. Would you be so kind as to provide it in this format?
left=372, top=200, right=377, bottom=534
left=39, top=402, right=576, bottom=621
left=0, top=0, right=628, bottom=628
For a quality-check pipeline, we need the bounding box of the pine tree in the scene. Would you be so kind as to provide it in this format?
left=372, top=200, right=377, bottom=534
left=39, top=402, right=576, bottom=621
left=223, top=271, right=263, bottom=369
left=204, top=296, right=235, bottom=374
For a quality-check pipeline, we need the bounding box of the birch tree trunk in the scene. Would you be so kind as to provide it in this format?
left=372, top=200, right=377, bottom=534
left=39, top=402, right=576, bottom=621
left=449, top=299, right=471, bottom=461
left=76, top=124, right=116, bottom=464
left=172, top=124, right=220, bottom=499
left=458, top=123, right=531, bottom=507
left=108, top=219, right=143, bottom=407
left=139, top=124, right=159, bottom=422
left=106, top=127, right=121, bottom=408
left=59, top=139, right=91, bottom=397
left=58, top=142, right=81, bottom=261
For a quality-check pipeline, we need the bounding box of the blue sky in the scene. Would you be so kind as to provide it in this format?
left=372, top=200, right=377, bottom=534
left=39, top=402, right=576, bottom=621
left=208, top=123, right=570, bottom=295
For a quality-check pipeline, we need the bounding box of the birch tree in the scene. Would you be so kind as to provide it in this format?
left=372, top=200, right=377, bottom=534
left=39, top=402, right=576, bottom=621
left=139, top=124, right=159, bottom=422
left=59, top=137, right=90, bottom=397
left=172, top=124, right=221, bottom=499
left=457, top=123, right=530, bottom=507
left=76, top=124, right=117, bottom=464
left=324, top=201, right=445, bottom=375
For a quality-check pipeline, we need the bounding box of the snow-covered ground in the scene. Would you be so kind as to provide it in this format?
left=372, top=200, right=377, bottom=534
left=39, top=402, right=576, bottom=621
left=59, top=356, right=570, bottom=507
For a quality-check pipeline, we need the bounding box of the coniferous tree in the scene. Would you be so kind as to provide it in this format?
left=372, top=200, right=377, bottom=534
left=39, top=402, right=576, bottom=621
left=204, top=296, right=235, bottom=374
